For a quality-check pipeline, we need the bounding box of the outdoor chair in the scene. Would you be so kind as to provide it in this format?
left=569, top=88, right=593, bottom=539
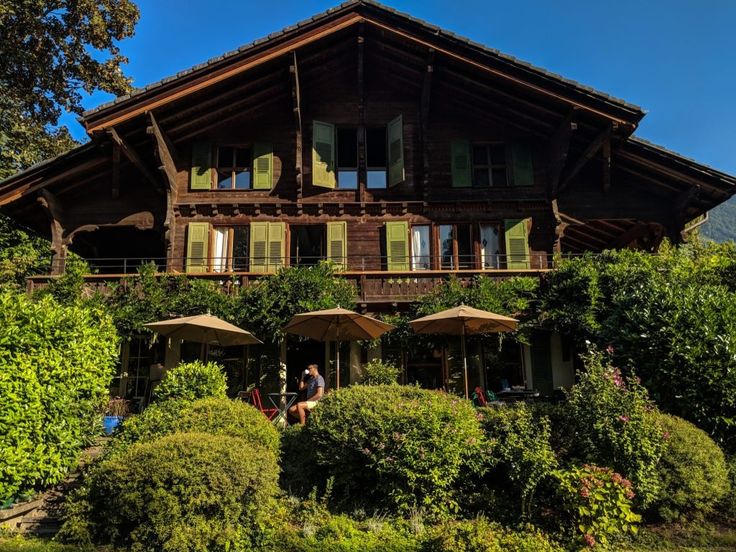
left=471, top=386, right=489, bottom=407
left=239, top=389, right=279, bottom=421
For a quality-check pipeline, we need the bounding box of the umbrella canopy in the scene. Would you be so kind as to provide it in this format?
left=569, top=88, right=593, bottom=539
left=144, top=314, right=262, bottom=346
left=284, top=307, right=395, bottom=341
left=284, top=307, right=395, bottom=389
left=409, top=305, right=518, bottom=399
left=409, top=305, right=518, bottom=335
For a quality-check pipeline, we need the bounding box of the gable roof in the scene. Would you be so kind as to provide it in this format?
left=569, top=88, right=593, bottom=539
left=81, top=0, right=644, bottom=132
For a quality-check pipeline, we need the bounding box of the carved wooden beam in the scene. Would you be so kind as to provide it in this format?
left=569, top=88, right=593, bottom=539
left=602, top=136, right=612, bottom=192
left=550, top=198, right=568, bottom=253
left=614, top=222, right=649, bottom=248
left=558, top=124, right=614, bottom=193
left=37, top=189, right=66, bottom=274
left=420, top=49, right=434, bottom=200
left=290, top=51, right=304, bottom=201
left=547, top=109, right=578, bottom=198
left=357, top=24, right=366, bottom=203
left=112, top=142, right=120, bottom=199
left=147, top=112, right=179, bottom=192
left=107, top=128, right=162, bottom=191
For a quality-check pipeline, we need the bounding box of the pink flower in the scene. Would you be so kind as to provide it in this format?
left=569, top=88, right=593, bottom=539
left=663, top=431, right=670, bottom=440
left=584, top=534, right=596, bottom=547
left=625, top=489, right=635, bottom=500
left=612, top=473, right=623, bottom=485
left=580, top=487, right=591, bottom=498
left=606, top=344, right=615, bottom=354
left=618, top=415, right=629, bottom=423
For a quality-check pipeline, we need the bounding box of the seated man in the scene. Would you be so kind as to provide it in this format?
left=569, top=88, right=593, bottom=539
left=288, top=363, right=324, bottom=425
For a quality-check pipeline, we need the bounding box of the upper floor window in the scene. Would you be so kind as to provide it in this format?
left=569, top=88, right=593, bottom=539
left=336, top=128, right=358, bottom=190
left=217, top=146, right=252, bottom=190
left=366, top=127, right=387, bottom=189
left=472, top=143, right=508, bottom=187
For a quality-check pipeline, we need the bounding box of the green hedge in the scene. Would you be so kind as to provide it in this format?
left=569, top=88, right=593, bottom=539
left=108, top=397, right=279, bottom=456
left=651, top=413, right=730, bottom=521
left=424, top=518, right=563, bottom=552
left=71, top=432, right=278, bottom=551
left=0, top=291, right=118, bottom=501
left=297, top=385, right=486, bottom=515
left=152, top=360, right=227, bottom=403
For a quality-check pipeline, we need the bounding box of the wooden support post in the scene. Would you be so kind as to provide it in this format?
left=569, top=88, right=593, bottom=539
left=112, top=143, right=120, bottom=199
left=37, top=189, right=66, bottom=275
left=558, top=124, right=613, bottom=193
left=551, top=198, right=568, bottom=254
left=547, top=109, right=577, bottom=198
left=290, top=51, right=304, bottom=201
left=602, top=136, right=612, bottom=192
left=420, top=49, right=434, bottom=200
left=357, top=24, right=366, bottom=203
left=108, top=128, right=162, bottom=191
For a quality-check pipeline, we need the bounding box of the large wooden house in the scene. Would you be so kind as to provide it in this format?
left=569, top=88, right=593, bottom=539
left=2, top=1, right=734, bottom=403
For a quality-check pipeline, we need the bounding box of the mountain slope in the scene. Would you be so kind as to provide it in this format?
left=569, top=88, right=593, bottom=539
left=701, top=196, right=736, bottom=242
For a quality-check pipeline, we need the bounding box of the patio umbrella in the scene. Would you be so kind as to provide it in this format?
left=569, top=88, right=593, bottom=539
left=409, top=305, right=518, bottom=399
left=283, top=307, right=395, bottom=389
left=144, top=313, right=262, bottom=347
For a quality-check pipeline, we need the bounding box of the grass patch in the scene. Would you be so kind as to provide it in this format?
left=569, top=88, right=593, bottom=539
left=618, top=521, right=736, bottom=551
left=0, top=535, right=84, bottom=552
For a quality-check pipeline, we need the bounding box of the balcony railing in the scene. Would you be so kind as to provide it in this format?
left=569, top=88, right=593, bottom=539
left=27, top=253, right=580, bottom=302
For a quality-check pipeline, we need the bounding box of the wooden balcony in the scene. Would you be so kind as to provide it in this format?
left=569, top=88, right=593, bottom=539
left=26, top=254, right=555, bottom=305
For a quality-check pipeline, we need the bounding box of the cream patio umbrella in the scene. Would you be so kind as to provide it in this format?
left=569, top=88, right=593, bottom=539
left=144, top=314, right=263, bottom=347
left=409, top=305, right=518, bottom=399
left=283, top=307, right=395, bottom=389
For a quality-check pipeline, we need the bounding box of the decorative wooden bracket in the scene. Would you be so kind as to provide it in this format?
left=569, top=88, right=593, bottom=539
left=290, top=51, right=304, bottom=200
left=547, top=109, right=578, bottom=198
left=37, top=189, right=66, bottom=274
left=420, top=48, right=434, bottom=200
left=558, top=123, right=614, bottom=194
left=108, top=128, right=162, bottom=192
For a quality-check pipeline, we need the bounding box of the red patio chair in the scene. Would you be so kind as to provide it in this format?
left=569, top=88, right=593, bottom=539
left=240, top=389, right=279, bottom=421
left=472, top=386, right=489, bottom=407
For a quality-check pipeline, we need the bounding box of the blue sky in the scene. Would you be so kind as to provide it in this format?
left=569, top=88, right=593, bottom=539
left=62, top=0, right=736, bottom=175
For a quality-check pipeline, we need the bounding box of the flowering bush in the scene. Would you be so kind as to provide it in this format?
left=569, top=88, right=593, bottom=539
left=298, top=385, right=487, bottom=515
left=650, top=413, right=730, bottom=521
left=554, top=464, right=641, bottom=548
left=563, top=349, right=664, bottom=507
left=478, top=404, right=557, bottom=515
left=424, top=517, right=563, bottom=552
left=152, top=360, right=227, bottom=403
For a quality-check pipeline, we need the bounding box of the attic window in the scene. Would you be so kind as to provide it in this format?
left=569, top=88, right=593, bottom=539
left=472, top=143, right=508, bottom=187
left=366, top=127, right=387, bottom=189
left=217, top=146, right=252, bottom=190
left=337, top=128, right=358, bottom=189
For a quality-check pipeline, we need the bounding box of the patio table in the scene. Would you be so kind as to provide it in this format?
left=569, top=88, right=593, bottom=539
left=267, top=392, right=298, bottom=425
left=495, top=389, right=540, bottom=402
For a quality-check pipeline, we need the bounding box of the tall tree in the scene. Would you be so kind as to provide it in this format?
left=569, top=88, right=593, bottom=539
left=0, top=0, right=140, bottom=178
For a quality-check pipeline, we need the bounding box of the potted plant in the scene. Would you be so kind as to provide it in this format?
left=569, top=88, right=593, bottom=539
left=103, top=396, right=130, bottom=435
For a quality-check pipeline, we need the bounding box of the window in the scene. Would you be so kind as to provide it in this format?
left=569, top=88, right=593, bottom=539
left=411, top=225, right=430, bottom=270
left=472, top=143, right=508, bottom=187
left=211, top=226, right=250, bottom=272
left=479, top=224, right=501, bottom=269
left=366, top=127, right=387, bottom=189
left=290, top=225, right=325, bottom=267
left=216, top=146, right=252, bottom=190
left=438, top=224, right=473, bottom=270
left=336, top=128, right=358, bottom=189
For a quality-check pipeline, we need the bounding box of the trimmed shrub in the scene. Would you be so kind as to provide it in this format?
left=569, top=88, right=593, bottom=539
left=478, top=404, right=557, bottom=515
left=726, top=455, right=736, bottom=518
left=563, top=350, right=664, bottom=507
left=153, top=360, right=227, bottom=403
left=107, top=397, right=279, bottom=456
left=358, top=359, right=400, bottom=385
left=0, top=291, right=118, bottom=502
left=70, top=432, right=278, bottom=551
left=650, top=413, right=730, bottom=521
left=553, top=464, right=640, bottom=548
left=300, top=385, right=487, bottom=515
left=424, top=518, right=563, bottom=552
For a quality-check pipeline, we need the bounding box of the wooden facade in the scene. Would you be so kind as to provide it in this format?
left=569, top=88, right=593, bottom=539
left=2, top=0, right=735, bottom=301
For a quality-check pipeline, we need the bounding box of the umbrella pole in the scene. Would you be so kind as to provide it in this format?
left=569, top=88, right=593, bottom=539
left=462, top=326, right=469, bottom=400
left=336, top=341, right=341, bottom=390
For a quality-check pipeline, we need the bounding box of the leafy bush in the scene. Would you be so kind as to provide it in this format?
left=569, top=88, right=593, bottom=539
left=0, top=291, right=118, bottom=502
left=726, top=455, right=736, bottom=518
left=298, top=385, right=487, bottom=515
left=108, top=397, right=279, bottom=456
left=66, top=432, right=278, bottom=551
left=358, top=359, right=400, bottom=385
left=153, top=360, right=227, bottom=403
left=650, top=413, right=730, bottom=521
left=554, top=464, right=640, bottom=548
left=478, top=404, right=557, bottom=515
left=424, top=518, right=563, bottom=552
left=563, top=350, right=664, bottom=507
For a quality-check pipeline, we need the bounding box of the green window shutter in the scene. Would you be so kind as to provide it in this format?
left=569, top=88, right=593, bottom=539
left=385, top=221, right=409, bottom=271
left=504, top=219, right=531, bottom=269
left=190, top=142, right=212, bottom=190
left=312, top=121, right=336, bottom=188
left=185, top=222, right=210, bottom=273
left=451, top=139, right=471, bottom=188
left=249, top=222, right=269, bottom=273
left=327, top=221, right=347, bottom=270
left=252, top=142, right=273, bottom=190
left=387, top=114, right=405, bottom=187
left=267, top=222, right=286, bottom=272
left=511, top=144, right=533, bottom=186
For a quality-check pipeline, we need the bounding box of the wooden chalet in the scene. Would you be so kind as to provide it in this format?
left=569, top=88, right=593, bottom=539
left=2, top=0, right=734, bottom=403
